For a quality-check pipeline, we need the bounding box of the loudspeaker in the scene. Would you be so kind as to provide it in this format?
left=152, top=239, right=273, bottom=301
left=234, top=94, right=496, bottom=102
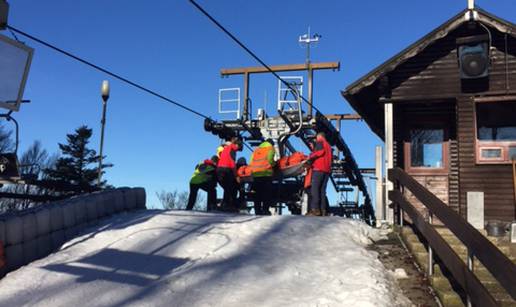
left=457, top=34, right=490, bottom=80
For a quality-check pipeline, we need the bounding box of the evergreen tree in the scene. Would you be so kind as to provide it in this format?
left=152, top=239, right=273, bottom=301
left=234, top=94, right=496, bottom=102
left=45, top=125, right=112, bottom=192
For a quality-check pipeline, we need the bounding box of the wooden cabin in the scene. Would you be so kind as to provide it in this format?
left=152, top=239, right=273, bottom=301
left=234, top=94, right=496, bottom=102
left=343, top=8, right=516, bottom=224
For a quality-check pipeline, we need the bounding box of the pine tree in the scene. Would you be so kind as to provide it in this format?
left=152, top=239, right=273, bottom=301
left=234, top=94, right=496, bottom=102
left=45, top=125, right=112, bottom=192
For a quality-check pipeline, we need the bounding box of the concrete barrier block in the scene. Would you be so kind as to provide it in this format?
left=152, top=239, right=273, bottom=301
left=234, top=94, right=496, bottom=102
left=113, top=190, right=125, bottom=212
left=37, top=234, right=52, bottom=258
left=65, top=225, right=79, bottom=240
left=5, top=244, right=23, bottom=272
left=86, top=199, right=98, bottom=222
left=73, top=199, right=87, bottom=226
left=50, top=230, right=65, bottom=250
left=23, top=239, right=39, bottom=264
left=22, top=213, right=38, bottom=242
left=123, top=188, right=137, bottom=210
left=63, top=203, right=76, bottom=229
left=49, top=205, right=64, bottom=232
left=134, top=188, right=146, bottom=209
left=5, top=216, right=23, bottom=246
left=35, top=208, right=51, bottom=237
left=104, top=192, right=115, bottom=216
left=95, top=194, right=107, bottom=218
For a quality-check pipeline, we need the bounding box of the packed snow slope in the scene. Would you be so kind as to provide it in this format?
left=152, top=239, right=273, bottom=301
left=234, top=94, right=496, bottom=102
left=0, top=210, right=409, bottom=307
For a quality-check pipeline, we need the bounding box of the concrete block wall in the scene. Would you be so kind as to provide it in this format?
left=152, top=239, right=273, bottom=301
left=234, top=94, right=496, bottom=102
left=0, top=187, right=146, bottom=277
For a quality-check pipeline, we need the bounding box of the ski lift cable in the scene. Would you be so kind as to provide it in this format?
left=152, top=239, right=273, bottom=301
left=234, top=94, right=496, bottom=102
left=6, top=25, right=211, bottom=120
left=188, top=0, right=324, bottom=115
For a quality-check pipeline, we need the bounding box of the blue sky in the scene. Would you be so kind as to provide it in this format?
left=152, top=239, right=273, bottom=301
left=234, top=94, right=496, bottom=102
left=4, top=0, right=515, bottom=209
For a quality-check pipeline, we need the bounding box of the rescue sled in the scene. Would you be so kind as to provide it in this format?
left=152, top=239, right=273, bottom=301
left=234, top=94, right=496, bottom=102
left=237, top=152, right=308, bottom=182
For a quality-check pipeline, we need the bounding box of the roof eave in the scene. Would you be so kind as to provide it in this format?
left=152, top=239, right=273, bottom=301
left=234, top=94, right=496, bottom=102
left=344, top=8, right=516, bottom=96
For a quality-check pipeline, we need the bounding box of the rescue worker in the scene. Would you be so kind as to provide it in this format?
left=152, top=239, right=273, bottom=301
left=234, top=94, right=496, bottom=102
left=249, top=139, right=276, bottom=215
left=187, top=155, right=219, bottom=211
left=217, top=140, right=231, bottom=158
left=236, top=157, right=248, bottom=210
left=307, top=132, right=332, bottom=216
left=303, top=140, right=316, bottom=214
left=217, top=136, right=242, bottom=211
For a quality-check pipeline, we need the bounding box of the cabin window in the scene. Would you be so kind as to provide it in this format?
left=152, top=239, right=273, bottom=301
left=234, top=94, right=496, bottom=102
left=476, top=102, right=516, bottom=163
left=410, top=129, right=445, bottom=168
left=510, top=146, right=516, bottom=160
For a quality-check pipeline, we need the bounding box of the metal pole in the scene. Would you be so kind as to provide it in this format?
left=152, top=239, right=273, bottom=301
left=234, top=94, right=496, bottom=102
left=243, top=72, right=250, bottom=120
left=306, top=26, right=311, bottom=65
left=335, top=118, right=341, bottom=158
left=308, top=65, right=313, bottom=117
left=97, top=98, right=108, bottom=186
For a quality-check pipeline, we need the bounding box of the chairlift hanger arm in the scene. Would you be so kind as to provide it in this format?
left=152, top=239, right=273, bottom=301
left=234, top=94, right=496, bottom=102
left=220, top=62, right=340, bottom=76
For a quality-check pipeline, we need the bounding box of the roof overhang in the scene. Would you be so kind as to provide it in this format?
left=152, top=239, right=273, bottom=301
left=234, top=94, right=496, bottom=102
left=342, top=8, right=516, bottom=140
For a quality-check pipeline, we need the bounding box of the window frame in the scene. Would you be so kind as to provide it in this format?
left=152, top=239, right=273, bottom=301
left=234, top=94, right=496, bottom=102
left=404, top=124, right=450, bottom=175
left=475, top=101, right=516, bottom=165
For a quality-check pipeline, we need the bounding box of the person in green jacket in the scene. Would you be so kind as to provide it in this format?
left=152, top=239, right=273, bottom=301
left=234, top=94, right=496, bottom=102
left=249, top=139, right=276, bottom=215
left=187, top=155, right=218, bottom=211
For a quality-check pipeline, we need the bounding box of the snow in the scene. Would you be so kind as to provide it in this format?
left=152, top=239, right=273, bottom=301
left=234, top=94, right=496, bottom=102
left=0, top=210, right=410, bottom=307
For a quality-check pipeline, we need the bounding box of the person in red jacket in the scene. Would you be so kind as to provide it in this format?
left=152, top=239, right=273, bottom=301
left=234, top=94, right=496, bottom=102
left=217, top=136, right=242, bottom=211
left=307, top=132, right=332, bottom=216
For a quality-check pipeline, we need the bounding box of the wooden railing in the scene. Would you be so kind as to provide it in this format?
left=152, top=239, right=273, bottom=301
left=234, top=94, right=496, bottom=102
left=388, top=167, right=516, bottom=307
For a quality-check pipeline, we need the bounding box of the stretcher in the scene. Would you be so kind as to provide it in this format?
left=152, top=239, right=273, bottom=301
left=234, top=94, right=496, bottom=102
left=237, top=152, right=308, bottom=182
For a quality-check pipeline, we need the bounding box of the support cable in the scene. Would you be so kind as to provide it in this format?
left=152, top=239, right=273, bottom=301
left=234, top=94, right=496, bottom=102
left=188, top=0, right=323, bottom=115
left=6, top=25, right=211, bottom=120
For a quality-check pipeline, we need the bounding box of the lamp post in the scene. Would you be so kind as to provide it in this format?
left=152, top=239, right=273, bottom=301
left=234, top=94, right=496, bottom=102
left=97, top=80, right=110, bottom=187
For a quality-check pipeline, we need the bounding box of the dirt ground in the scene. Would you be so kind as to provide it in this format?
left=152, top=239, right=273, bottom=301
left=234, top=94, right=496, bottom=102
left=369, top=232, right=439, bottom=307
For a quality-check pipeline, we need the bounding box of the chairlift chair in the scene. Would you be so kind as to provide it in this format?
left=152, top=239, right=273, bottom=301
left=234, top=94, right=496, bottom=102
left=0, top=33, right=34, bottom=183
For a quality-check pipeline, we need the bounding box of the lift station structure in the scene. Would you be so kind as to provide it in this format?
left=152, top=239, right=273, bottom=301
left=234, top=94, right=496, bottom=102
left=205, top=61, right=375, bottom=224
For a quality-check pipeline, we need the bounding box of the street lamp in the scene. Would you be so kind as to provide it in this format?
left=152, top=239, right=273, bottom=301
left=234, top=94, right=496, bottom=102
left=97, top=80, right=110, bottom=187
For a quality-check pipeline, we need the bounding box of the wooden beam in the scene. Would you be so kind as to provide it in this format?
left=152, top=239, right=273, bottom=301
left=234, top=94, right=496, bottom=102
left=380, top=91, right=516, bottom=104
left=379, top=96, right=455, bottom=104
left=385, top=103, right=394, bottom=223
left=221, top=62, right=340, bottom=76
left=474, top=95, right=516, bottom=103
left=375, top=146, right=384, bottom=222
left=325, top=114, right=362, bottom=121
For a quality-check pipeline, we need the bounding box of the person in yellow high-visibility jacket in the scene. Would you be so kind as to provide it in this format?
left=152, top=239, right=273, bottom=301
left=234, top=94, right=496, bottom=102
left=249, top=139, right=276, bottom=215
left=187, top=156, right=218, bottom=211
